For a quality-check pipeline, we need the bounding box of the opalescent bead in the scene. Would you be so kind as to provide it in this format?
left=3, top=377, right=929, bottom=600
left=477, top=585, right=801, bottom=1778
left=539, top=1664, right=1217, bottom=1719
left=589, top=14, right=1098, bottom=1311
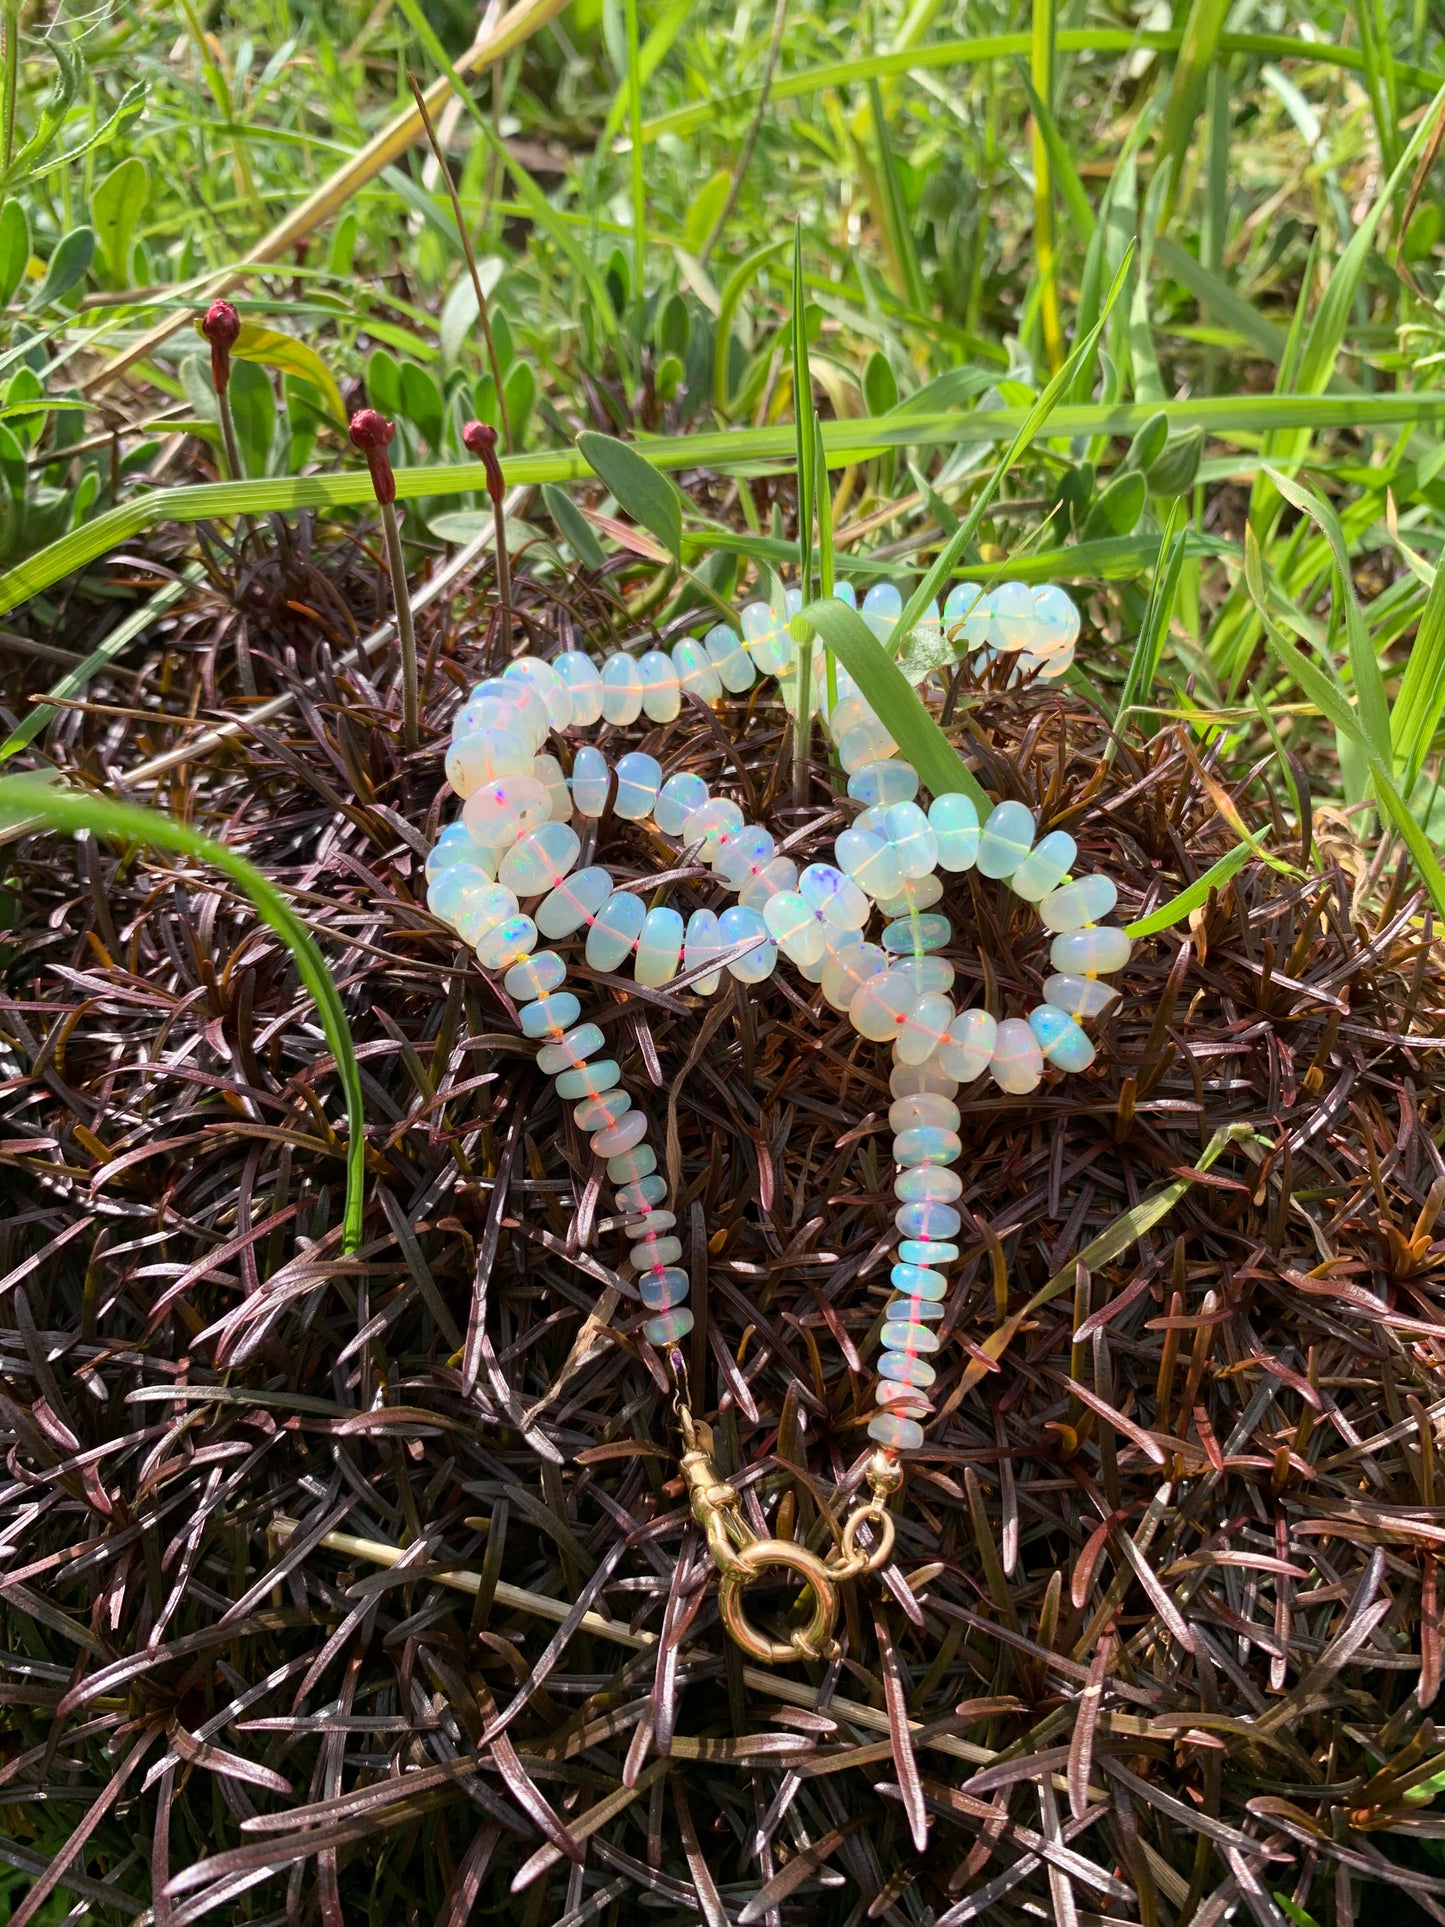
left=894, top=1125, right=962, bottom=1166
left=624, top=1210, right=676, bottom=1236
left=570, top=744, right=611, bottom=818
left=886, top=1297, right=945, bottom=1322
left=895, top=992, right=956, bottom=1066
left=881, top=1321, right=940, bottom=1354
left=639, top=1267, right=689, bottom=1310
left=672, top=639, right=722, bottom=705
left=613, top=751, right=662, bottom=821
left=879, top=1351, right=936, bottom=1388
left=644, top=1308, right=695, bottom=1344
left=683, top=908, right=723, bottom=997
left=586, top=892, right=646, bottom=971
left=705, top=622, right=755, bottom=692
left=847, top=760, right=919, bottom=807
left=837, top=719, right=897, bottom=773
left=445, top=725, right=531, bottom=797
left=711, top=823, right=774, bottom=884
left=889, top=1094, right=959, bottom=1132
left=607, top=1143, right=658, bottom=1183
left=498, top=821, right=581, bottom=897
left=519, top=991, right=581, bottom=1038
left=426, top=824, right=496, bottom=884
left=875, top=1379, right=932, bottom=1411
left=631, top=1235, right=683, bottom=1269
left=797, top=951, right=827, bottom=984
left=1028, top=1003, right=1096, bottom=1072
left=476, top=915, right=537, bottom=970
left=717, top=905, right=777, bottom=982
left=536, top=1023, right=604, bottom=1073
left=989, top=1018, right=1044, bottom=1094
left=882, top=802, right=938, bottom=879
left=897, top=1247, right=956, bottom=1276
left=821, top=940, right=887, bottom=1013
left=740, top=601, right=790, bottom=674
left=835, top=828, right=905, bottom=902
left=1040, top=874, right=1119, bottom=933
left=799, top=864, right=871, bottom=931
left=868, top=1413, right=924, bottom=1450
left=876, top=873, right=945, bottom=917
left=887, top=956, right=955, bottom=998
left=591, top=1110, right=648, bottom=1158
left=654, top=772, right=710, bottom=836
left=929, top=794, right=980, bottom=871
left=536, top=865, right=612, bottom=939
left=555, top=1057, right=621, bottom=1099
left=890, top=1062, right=958, bottom=1100
left=976, top=800, right=1036, bottom=879
left=936, top=1008, right=997, bottom=1083
left=683, top=798, right=745, bottom=858
left=534, top=753, right=573, bottom=822
left=474, top=675, right=548, bottom=748
left=849, top=972, right=913, bottom=1041
left=892, top=1263, right=947, bottom=1298
left=616, top=1174, right=667, bottom=1211
left=862, top=581, right=902, bottom=639
left=635, top=906, right=685, bottom=986
left=828, top=694, right=876, bottom=744
left=763, top=892, right=826, bottom=966
left=454, top=883, right=520, bottom=948
left=427, top=863, right=494, bottom=929
left=638, top=650, right=681, bottom=722
left=504, top=656, right=573, bottom=731
left=737, top=856, right=797, bottom=908
left=989, top=580, right=1037, bottom=652
left=462, top=774, right=552, bottom=846
left=1044, top=973, right=1121, bottom=1020
left=1050, top=927, right=1131, bottom=976
left=1011, top=830, right=1078, bottom=903
left=882, top=914, right=951, bottom=954
left=1033, top=583, right=1081, bottom=650
left=943, top=581, right=991, bottom=654
left=896, top=1165, right=963, bottom=1203
left=554, top=649, right=605, bottom=726
left=896, top=1201, right=962, bottom=1239
left=574, top=1089, right=632, bottom=1131
left=600, top=652, right=644, bottom=724
left=505, top=951, right=566, bottom=1002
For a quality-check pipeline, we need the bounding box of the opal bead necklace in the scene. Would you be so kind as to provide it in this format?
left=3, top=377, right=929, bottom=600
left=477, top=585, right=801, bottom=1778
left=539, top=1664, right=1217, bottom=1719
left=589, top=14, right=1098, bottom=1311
left=423, top=577, right=1132, bottom=1661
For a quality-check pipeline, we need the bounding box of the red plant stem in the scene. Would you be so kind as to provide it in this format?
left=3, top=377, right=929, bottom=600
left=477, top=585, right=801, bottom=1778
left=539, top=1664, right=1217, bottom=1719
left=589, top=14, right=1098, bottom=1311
left=380, top=498, right=418, bottom=751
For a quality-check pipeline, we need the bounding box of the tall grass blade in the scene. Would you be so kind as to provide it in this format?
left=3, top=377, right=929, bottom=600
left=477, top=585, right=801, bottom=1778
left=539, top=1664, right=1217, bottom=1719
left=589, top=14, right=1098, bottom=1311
left=791, top=222, right=817, bottom=801
left=1156, top=0, right=1230, bottom=224
left=1113, top=500, right=1187, bottom=741
left=1393, top=560, right=1445, bottom=792
left=1125, top=844, right=1254, bottom=938
left=1030, top=0, right=1062, bottom=369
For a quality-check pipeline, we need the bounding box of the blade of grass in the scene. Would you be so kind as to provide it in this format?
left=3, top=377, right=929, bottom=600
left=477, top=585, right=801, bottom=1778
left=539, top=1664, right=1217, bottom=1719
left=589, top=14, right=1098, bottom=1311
left=791, top=221, right=817, bottom=804
left=623, top=0, right=646, bottom=316
left=1112, top=499, right=1187, bottom=746
left=1031, top=0, right=1063, bottom=369
left=866, top=78, right=928, bottom=319
left=1155, top=0, right=1230, bottom=226
left=1125, top=844, right=1254, bottom=938
left=712, top=238, right=789, bottom=412
left=1395, top=559, right=1445, bottom=792
left=0, top=774, right=366, bottom=1251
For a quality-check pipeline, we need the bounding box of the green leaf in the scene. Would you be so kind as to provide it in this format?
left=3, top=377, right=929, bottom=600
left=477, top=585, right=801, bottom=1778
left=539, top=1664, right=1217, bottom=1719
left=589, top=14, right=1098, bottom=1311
left=0, top=201, right=28, bottom=307
left=27, top=226, right=94, bottom=310
left=232, top=321, right=346, bottom=430
left=228, top=360, right=275, bottom=480
left=91, top=155, right=148, bottom=283
left=1115, top=498, right=1187, bottom=731
left=799, top=596, right=991, bottom=816
left=577, top=429, right=683, bottom=561
left=1395, top=553, right=1445, bottom=792
left=1125, top=843, right=1252, bottom=937
left=863, top=350, right=899, bottom=418
left=0, top=774, right=365, bottom=1252
left=1156, top=0, right=1230, bottom=220
left=400, top=358, right=445, bottom=451
left=682, top=170, right=731, bottom=255
left=543, top=482, right=607, bottom=570
left=1081, top=469, right=1147, bottom=540
left=713, top=237, right=788, bottom=410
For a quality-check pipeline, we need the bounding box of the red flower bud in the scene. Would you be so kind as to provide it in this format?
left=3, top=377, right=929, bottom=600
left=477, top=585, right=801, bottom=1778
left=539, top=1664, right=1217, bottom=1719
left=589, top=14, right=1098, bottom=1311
left=201, top=299, right=241, bottom=396
left=462, top=419, right=505, bottom=505
left=350, top=408, right=397, bottom=506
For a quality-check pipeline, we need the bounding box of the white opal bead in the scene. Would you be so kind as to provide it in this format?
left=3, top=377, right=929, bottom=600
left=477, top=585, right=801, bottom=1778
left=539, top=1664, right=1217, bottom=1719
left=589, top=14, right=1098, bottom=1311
left=427, top=862, right=493, bottom=928
left=631, top=1235, right=683, bottom=1270
left=682, top=797, right=745, bottom=858
left=881, top=913, right=950, bottom=954
left=623, top=1210, right=676, bottom=1237
left=600, top=652, right=644, bottom=724
left=936, top=1007, right=997, bottom=1082
left=426, top=823, right=496, bottom=884
left=740, top=601, right=791, bottom=675
left=705, top=621, right=755, bottom=692
left=895, top=991, right=956, bottom=1065
left=613, top=751, right=662, bottom=820
left=592, top=1110, right=648, bottom=1157
left=862, top=581, right=902, bottom=641
left=654, top=772, right=709, bottom=836
left=1033, top=583, right=1081, bottom=651
left=838, top=719, right=898, bottom=773
left=504, top=951, right=566, bottom=1001
left=717, top=904, right=777, bottom=981
left=672, top=638, right=722, bottom=705
left=683, top=908, right=723, bottom=996
left=849, top=969, right=918, bottom=1041
left=1044, top=973, right=1121, bottom=1020
left=828, top=693, right=876, bottom=745
left=882, top=801, right=939, bottom=879
left=762, top=890, right=826, bottom=966
left=519, top=991, right=580, bottom=1038
left=711, top=823, right=774, bottom=885
left=835, top=827, right=905, bottom=902
left=574, top=1089, right=632, bottom=1132
left=943, top=581, right=992, bottom=655
left=989, top=580, right=1038, bottom=653
left=889, top=1061, right=959, bottom=1099
left=868, top=1413, right=925, bottom=1451
left=889, top=1093, right=960, bottom=1132
left=737, top=856, right=797, bottom=908
left=451, top=689, right=531, bottom=747
left=976, top=800, right=1036, bottom=878
left=535, top=865, right=612, bottom=938
left=473, top=676, right=549, bottom=749
left=989, top=1017, right=1044, bottom=1093
left=504, top=656, right=573, bottom=731
left=461, top=774, right=553, bottom=847
left=821, top=938, right=887, bottom=1012
left=929, top=794, right=980, bottom=872
left=570, top=744, right=611, bottom=818
left=475, top=914, right=538, bottom=970
left=874, top=873, right=945, bottom=917
left=497, top=821, right=581, bottom=897
left=586, top=892, right=646, bottom=971
left=635, top=906, right=685, bottom=986
left=638, top=649, right=681, bottom=721
left=553, top=649, right=605, bottom=726
left=1011, top=830, right=1078, bottom=902
left=852, top=805, right=889, bottom=838
left=449, top=879, right=518, bottom=947
left=444, top=725, right=532, bottom=798
left=1028, top=1003, right=1096, bottom=1072
left=798, top=863, right=871, bottom=930
left=1050, top=927, right=1132, bottom=976
left=1039, top=874, right=1119, bottom=932
left=535, top=753, right=573, bottom=821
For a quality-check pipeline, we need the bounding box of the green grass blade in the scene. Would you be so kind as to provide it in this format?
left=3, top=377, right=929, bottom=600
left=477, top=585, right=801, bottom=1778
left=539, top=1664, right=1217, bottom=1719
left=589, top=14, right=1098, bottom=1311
left=1156, top=0, right=1230, bottom=224
left=1017, top=69, right=1095, bottom=244
left=1030, top=0, right=1062, bottom=368
left=713, top=238, right=789, bottom=412
left=867, top=78, right=928, bottom=319
left=1125, top=842, right=1253, bottom=938
left=1393, top=556, right=1445, bottom=791
left=1113, top=500, right=1187, bottom=737
left=0, top=774, right=367, bottom=1251
left=623, top=0, right=646, bottom=311
left=791, top=222, right=817, bottom=794
left=799, top=595, right=991, bottom=815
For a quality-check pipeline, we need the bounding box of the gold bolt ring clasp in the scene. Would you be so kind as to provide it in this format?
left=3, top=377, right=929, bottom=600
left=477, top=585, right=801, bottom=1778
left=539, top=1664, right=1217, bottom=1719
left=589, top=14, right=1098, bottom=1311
left=828, top=1499, right=897, bottom=1582
left=718, top=1538, right=841, bottom=1664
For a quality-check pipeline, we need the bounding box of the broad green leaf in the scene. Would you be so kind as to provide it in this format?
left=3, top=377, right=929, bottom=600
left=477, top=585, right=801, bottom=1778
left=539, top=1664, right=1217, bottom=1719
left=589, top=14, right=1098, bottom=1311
left=232, top=322, right=346, bottom=430
left=543, top=482, right=608, bottom=570
left=0, top=774, right=365, bottom=1252
left=682, top=171, right=731, bottom=256
left=27, top=226, right=94, bottom=310
left=0, top=201, right=28, bottom=307
left=227, top=360, right=275, bottom=481
left=91, top=155, right=149, bottom=283
left=578, top=430, right=683, bottom=561
left=1081, top=470, right=1146, bottom=540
